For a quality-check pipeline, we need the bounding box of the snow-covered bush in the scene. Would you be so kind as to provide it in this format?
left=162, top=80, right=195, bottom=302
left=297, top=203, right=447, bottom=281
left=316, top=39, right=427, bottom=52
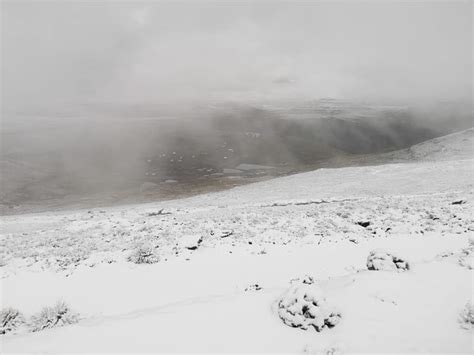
left=128, top=244, right=160, bottom=264
left=245, top=283, right=262, bottom=292
left=30, top=301, right=79, bottom=332
left=277, top=283, right=341, bottom=332
left=458, top=251, right=473, bottom=269
left=459, top=301, right=474, bottom=329
left=458, top=238, right=473, bottom=269
left=1, top=307, right=25, bottom=334
left=367, top=250, right=410, bottom=271
left=290, top=275, right=315, bottom=285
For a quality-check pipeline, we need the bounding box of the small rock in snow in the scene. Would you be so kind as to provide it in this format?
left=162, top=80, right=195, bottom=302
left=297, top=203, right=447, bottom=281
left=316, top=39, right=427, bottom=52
left=179, top=234, right=203, bottom=250
left=218, top=230, right=233, bottom=238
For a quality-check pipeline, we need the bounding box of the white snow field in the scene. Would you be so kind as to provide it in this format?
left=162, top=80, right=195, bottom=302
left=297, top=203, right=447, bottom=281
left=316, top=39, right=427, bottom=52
left=1, top=129, right=473, bottom=353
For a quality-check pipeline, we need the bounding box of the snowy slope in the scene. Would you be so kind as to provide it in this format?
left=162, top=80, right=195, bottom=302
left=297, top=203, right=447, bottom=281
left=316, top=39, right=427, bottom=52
left=1, top=129, right=473, bottom=353
left=382, top=127, right=473, bottom=162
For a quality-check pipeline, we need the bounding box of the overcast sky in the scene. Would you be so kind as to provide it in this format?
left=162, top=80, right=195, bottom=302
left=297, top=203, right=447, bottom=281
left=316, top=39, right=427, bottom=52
left=1, top=0, right=472, bottom=111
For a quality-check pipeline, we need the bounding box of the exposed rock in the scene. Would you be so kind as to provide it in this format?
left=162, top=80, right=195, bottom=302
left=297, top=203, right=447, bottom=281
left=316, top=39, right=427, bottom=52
left=179, top=234, right=203, bottom=250
left=147, top=209, right=172, bottom=216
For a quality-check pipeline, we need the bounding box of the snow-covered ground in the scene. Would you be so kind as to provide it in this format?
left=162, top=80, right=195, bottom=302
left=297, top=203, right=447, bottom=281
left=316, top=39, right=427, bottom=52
left=383, top=127, right=474, bottom=162
left=1, top=129, right=473, bottom=353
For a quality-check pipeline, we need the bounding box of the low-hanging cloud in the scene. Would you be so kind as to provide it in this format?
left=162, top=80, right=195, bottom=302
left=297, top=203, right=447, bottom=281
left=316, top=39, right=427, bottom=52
left=1, top=0, right=472, bottom=113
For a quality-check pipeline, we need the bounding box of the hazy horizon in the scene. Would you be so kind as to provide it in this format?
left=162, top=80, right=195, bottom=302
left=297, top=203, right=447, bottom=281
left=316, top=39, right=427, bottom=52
left=1, top=0, right=472, bottom=114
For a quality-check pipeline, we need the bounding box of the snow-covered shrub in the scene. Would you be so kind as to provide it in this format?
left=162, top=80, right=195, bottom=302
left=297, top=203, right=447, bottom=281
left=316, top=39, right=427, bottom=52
left=245, top=283, right=262, bottom=292
left=56, top=254, right=87, bottom=270
left=458, top=251, right=473, bottom=269
left=367, top=250, right=410, bottom=271
left=1, top=307, right=25, bottom=334
left=459, top=301, right=474, bottom=329
left=458, top=238, right=474, bottom=269
left=30, top=301, right=79, bottom=332
left=290, top=275, right=315, bottom=285
left=128, top=244, right=160, bottom=264
left=277, top=283, right=341, bottom=331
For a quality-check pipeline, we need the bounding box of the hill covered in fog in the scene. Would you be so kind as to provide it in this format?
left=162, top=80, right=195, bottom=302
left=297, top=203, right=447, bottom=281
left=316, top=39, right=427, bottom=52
left=1, top=99, right=472, bottom=214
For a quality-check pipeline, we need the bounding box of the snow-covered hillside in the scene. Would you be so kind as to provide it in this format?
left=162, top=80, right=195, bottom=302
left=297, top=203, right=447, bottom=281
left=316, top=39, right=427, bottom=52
left=1, top=129, right=473, bottom=353
left=383, top=127, right=473, bottom=162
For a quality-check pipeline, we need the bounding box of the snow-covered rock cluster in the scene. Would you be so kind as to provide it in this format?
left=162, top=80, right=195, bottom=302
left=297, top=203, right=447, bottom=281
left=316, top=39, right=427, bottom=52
left=366, top=250, right=410, bottom=271
left=277, top=283, right=341, bottom=332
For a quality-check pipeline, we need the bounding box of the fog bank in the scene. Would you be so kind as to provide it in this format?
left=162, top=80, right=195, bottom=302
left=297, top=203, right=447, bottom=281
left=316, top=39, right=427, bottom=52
left=2, top=0, right=472, bottom=113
